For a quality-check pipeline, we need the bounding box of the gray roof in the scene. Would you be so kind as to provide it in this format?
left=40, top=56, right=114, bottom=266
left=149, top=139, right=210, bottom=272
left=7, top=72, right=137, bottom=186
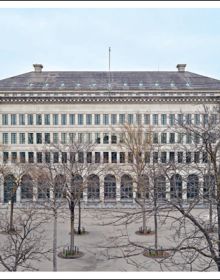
left=0, top=70, right=220, bottom=91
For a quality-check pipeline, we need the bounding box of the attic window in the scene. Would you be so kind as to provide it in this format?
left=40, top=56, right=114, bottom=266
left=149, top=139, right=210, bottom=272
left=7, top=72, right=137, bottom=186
left=186, top=82, right=190, bottom=87
left=108, top=83, right=111, bottom=89
left=155, top=81, right=159, bottom=87
left=76, top=83, right=81, bottom=88
left=139, top=82, right=143, bottom=87
left=43, top=83, right=49, bottom=89
left=123, top=83, right=127, bottom=87
left=91, top=83, right=96, bottom=88
left=60, top=82, right=65, bottom=87
left=170, top=81, right=175, bottom=87
left=29, top=83, right=34, bottom=87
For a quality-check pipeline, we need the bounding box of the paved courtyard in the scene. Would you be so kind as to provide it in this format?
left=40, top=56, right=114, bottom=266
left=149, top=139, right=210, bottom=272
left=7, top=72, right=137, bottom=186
left=0, top=206, right=216, bottom=272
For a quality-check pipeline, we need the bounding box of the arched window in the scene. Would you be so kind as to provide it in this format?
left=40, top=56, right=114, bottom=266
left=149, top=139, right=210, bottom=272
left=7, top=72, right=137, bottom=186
left=121, top=174, right=133, bottom=201
left=137, top=174, right=149, bottom=199
left=71, top=174, right=83, bottom=199
left=55, top=174, right=66, bottom=199
left=87, top=175, right=100, bottom=201
left=154, top=175, right=166, bottom=200
left=104, top=175, right=116, bottom=200
left=203, top=174, right=215, bottom=200
left=187, top=174, right=199, bottom=199
left=170, top=174, right=182, bottom=199
left=21, top=174, right=33, bottom=200
left=4, top=174, right=16, bottom=203
left=38, top=174, right=50, bottom=200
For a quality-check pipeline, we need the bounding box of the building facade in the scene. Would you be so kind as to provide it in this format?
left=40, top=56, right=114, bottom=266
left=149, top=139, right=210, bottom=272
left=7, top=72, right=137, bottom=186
left=0, top=63, right=220, bottom=206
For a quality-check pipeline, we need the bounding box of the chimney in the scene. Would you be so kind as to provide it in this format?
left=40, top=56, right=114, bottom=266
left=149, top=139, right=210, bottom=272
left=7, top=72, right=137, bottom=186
left=33, top=64, right=43, bottom=73
left=176, top=64, right=186, bottom=72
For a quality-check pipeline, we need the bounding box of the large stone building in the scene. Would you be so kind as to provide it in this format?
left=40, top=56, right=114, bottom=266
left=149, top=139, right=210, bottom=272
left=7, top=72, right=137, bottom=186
left=0, top=63, right=220, bottom=206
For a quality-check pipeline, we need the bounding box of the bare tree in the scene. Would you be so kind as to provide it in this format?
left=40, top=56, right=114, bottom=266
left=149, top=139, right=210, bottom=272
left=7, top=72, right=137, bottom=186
left=0, top=208, right=50, bottom=271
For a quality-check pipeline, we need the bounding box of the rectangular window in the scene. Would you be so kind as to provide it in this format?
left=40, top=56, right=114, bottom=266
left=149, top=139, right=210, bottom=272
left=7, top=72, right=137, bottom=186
left=194, top=151, right=200, bottom=163
left=44, top=114, right=50, bottom=125
left=85, top=133, right=92, bottom=144
left=87, top=152, right=92, bottom=163
left=78, top=152, right=84, bottom=163
left=161, top=133, right=167, bottom=144
left=128, top=152, right=133, bottom=163
left=61, top=114, right=67, bottom=125
left=103, top=114, right=109, bottom=125
left=45, top=152, right=51, bottom=163
left=145, top=152, right=150, bottom=163
left=119, top=133, right=125, bottom=143
left=119, top=114, right=125, bottom=125
left=53, top=133, right=59, bottom=144
left=103, top=152, right=109, bottom=163
left=95, top=133, right=101, bottom=144
left=177, top=152, right=183, bottom=163
left=186, top=114, right=192, bottom=125
left=19, top=114, right=25, bottom=125
left=161, top=152, right=167, bottom=163
left=3, top=133, right=8, bottom=144
left=186, top=152, right=191, bottom=164
left=111, top=114, right=117, bottom=125
left=203, top=151, right=208, bottom=163
left=161, top=114, right=167, bottom=126
left=103, top=133, right=109, bottom=144
left=169, top=152, right=175, bottom=163
left=28, top=152, right=34, bottom=163
left=78, top=133, right=84, bottom=143
left=111, top=152, right=117, bottom=163
left=69, top=114, right=75, bottom=125
left=169, top=133, right=175, bottom=144
left=194, top=133, right=200, bottom=144
left=11, top=114, right=17, bottom=125
left=177, top=133, right=183, bottom=144
left=95, top=152, right=100, bottom=164
left=86, top=114, right=92, bottom=125
left=169, top=114, right=175, bottom=126
left=37, top=152, right=42, bottom=163
left=28, top=114, right=33, bottom=125
left=2, top=114, right=8, bottom=125
left=211, top=114, right=217, bottom=125
left=136, top=114, right=142, bottom=125
left=144, top=114, right=150, bottom=125
left=53, top=152, right=59, bottom=163
left=36, top=114, right=42, bottom=125
left=94, top=114, right=100, bottom=125
left=153, top=133, right=158, bottom=144
left=3, top=152, right=9, bottom=163
left=28, top=133, right=34, bottom=144
left=45, top=133, right=50, bottom=144
left=186, top=133, right=192, bottom=144
left=20, top=152, right=26, bottom=163
left=153, top=114, right=158, bottom=125
left=62, top=152, right=67, bottom=163
left=145, top=133, right=151, bottom=144
left=19, top=133, right=25, bottom=144
left=153, top=152, right=158, bottom=163
left=36, top=133, right=42, bottom=144
left=120, top=152, right=125, bottom=163
left=111, top=134, right=117, bottom=144
left=78, top=114, right=84, bottom=125
left=194, top=114, right=200, bottom=125
left=70, top=152, right=76, bottom=163
left=69, top=133, right=75, bottom=144
left=128, top=114, right=133, bottom=125
left=11, top=152, right=17, bottom=163
left=61, top=133, right=67, bottom=144
left=11, top=133, right=17, bottom=144
left=203, top=114, right=208, bottom=126
left=53, top=114, right=59, bottom=125
left=178, top=114, right=183, bottom=125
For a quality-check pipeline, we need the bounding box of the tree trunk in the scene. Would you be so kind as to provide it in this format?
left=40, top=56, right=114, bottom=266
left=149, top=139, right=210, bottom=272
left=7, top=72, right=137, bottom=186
left=142, top=203, right=147, bottom=233
left=78, top=200, right=81, bottom=234
left=154, top=204, right=158, bottom=250
left=53, top=209, right=57, bottom=271
left=70, top=203, right=75, bottom=252
left=9, top=199, right=14, bottom=232
left=217, top=200, right=220, bottom=271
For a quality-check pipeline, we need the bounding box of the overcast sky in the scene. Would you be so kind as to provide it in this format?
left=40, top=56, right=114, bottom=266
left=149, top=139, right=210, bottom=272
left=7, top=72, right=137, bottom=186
left=0, top=8, right=220, bottom=80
